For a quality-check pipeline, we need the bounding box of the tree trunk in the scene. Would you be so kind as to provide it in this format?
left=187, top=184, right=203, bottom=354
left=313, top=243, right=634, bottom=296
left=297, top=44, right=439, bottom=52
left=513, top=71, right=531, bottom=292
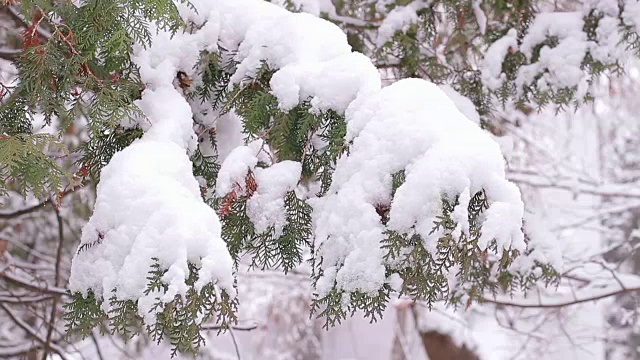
left=419, top=331, right=480, bottom=360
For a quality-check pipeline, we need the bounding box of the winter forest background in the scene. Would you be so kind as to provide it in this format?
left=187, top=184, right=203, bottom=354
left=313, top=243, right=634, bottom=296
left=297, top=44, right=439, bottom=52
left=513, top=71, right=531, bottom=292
left=1, top=0, right=640, bottom=359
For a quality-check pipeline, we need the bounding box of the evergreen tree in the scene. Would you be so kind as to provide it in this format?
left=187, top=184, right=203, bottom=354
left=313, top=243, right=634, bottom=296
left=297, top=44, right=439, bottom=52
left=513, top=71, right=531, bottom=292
left=2, top=0, right=639, bottom=357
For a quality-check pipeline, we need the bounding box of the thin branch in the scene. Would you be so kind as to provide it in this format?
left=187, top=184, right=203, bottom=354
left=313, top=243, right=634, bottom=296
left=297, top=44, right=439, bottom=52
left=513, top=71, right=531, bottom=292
left=6, top=6, right=53, bottom=39
left=42, top=206, right=64, bottom=360
left=0, top=303, right=68, bottom=360
left=1, top=186, right=78, bottom=219
left=0, top=294, right=53, bottom=304
left=482, top=286, right=640, bottom=309
left=0, top=47, right=20, bottom=61
left=228, top=327, right=241, bottom=360
left=0, top=199, right=51, bottom=219
left=90, top=331, right=105, bottom=360
left=201, top=323, right=258, bottom=331
left=508, top=172, right=640, bottom=199
left=0, top=271, right=68, bottom=296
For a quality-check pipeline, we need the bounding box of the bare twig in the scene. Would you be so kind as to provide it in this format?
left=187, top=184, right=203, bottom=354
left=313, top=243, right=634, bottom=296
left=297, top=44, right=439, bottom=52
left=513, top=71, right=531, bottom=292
left=482, top=286, right=640, bottom=309
left=0, top=47, right=20, bottom=61
left=0, top=187, right=76, bottom=219
left=42, top=206, right=64, bottom=360
left=0, top=200, right=51, bottom=219
left=228, top=327, right=242, bottom=360
left=0, top=303, right=68, bottom=360
left=6, top=6, right=52, bottom=39
left=90, top=331, right=105, bottom=360
left=0, top=271, right=68, bottom=296
left=201, top=323, right=258, bottom=331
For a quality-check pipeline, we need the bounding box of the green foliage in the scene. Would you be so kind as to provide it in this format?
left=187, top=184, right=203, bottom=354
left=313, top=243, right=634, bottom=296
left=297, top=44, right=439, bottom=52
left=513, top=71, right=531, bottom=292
left=317, top=0, right=640, bottom=122
left=311, top=284, right=392, bottom=330
left=2, top=0, right=185, bottom=199
left=64, top=290, right=107, bottom=339
left=0, top=0, right=578, bottom=356
left=0, top=133, right=68, bottom=197
left=78, top=125, right=143, bottom=181
left=192, top=147, right=220, bottom=189
left=311, top=190, right=559, bottom=328
left=219, top=189, right=313, bottom=274
left=65, top=258, right=237, bottom=356
left=0, top=97, right=33, bottom=136
left=192, top=50, right=236, bottom=110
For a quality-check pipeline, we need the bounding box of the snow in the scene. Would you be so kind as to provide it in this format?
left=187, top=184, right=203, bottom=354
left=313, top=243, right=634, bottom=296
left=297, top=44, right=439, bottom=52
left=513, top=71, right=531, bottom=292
left=415, top=302, right=476, bottom=349
left=246, top=161, right=302, bottom=236
left=588, top=0, right=620, bottom=16
left=483, top=2, right=633, bottom=96
left=376, top=5, right=419, bottom=46
left=69, top=0, right=236, bottom=316
left=214, top=111, right=246, bottom=163
left=517, top=12, right=588, bottom=92
left=68, top=140, right=235, bottom=316
left=226, top=5, right=380, bottom=112
left=71, top=0, right=530, bottom=327
left=10, top=0, right=640, bottom=358
left=482, top=29, right=518, bottom=90
left=591, top=15, right=625, bottom=64
left=313, top=79, right=525, bottom=297
left=216, top=146, right=259, bottom=197
left=270, top=0, right=334, bottom=16
left=375, top=1, right=433, bottom=46
left=439, top=84, right=481, bottom=124
left=270, top=52, right=380, bottom=112
left=472, top=0, right=487, bottom=34
left=623, top=0, right=640, bottom=29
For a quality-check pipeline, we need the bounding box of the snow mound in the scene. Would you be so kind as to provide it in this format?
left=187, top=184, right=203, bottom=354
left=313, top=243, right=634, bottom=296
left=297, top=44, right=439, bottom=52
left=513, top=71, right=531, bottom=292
left=313, top=79, right=525, bottom=297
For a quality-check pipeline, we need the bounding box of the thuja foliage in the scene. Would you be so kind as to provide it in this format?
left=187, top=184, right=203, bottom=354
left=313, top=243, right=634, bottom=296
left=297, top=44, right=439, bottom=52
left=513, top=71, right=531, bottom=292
left=1, top=0, right=183, bottom=195
left=194, top=49, right=559, bottom=330
left=282, top=0, right=640, bottom=124
left=1, top=0, right=238, bottom=356
left=0, top=0, right=601, bottom=356
left=64, top=258, right=237, bottom=356
left=310, top=184, right=558, bottom=328
left=0, top=133, right=68, bottom=197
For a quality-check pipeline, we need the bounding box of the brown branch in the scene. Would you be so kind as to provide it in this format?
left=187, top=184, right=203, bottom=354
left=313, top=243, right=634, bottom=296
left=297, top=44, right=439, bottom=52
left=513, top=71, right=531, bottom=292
left=0, top=303, right=68, bottom=360
left=42, top=206, right=64, bottom=360
left=0, top=187, right=76, bottom=219
left=0, top=47, right=20, bottom=61
left=6, top=5, right=52, bottom=39
left=0, top=293, right=53, bottom=304
left=482, top=286, right=640, bottom=309
left=201, top=323, right=258, bottom=331
left=0, top=271, right=68, bottom=296
left=0, top=200, right=50, bottom=219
